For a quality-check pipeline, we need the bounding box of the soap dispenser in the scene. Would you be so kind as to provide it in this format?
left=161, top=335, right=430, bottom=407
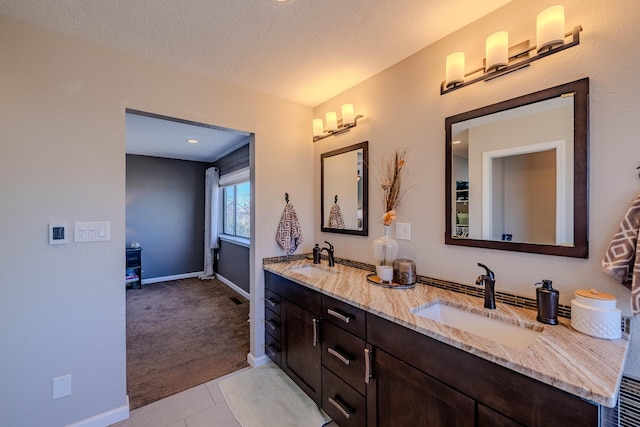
left=313, top=244, right=321, bottom=264
left=535, top=279, right=559, bottom=325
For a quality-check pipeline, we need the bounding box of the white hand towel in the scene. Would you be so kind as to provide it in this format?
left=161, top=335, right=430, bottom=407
left=329, top=204, right=345, bottom=229
left=603, top=193, right=640, bottom=315
left=276, top=203, right=303, bottom=254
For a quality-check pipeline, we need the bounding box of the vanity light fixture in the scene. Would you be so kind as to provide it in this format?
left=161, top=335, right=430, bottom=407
left=312, top=104, right=364, bottom=142
left=441, top=5, right=582, bottom=95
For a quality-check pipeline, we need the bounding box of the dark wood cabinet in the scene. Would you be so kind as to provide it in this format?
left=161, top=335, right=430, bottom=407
left=367, top=313, right=598, bottom=427
left=367, top=347, right=475, bottom=427
left=281, top=298, right=322, bottom=405
left=477, top=404, right=525, bottom=427
left=265, top=271, right=322, bottom=405
left=264, top=271, right=600, bottom=427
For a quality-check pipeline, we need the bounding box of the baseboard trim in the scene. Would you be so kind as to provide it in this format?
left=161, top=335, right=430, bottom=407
left=216, top=274, right=250, bottom=300
left=141, top=271, right=203, bottom=285
left=248, top=353, right=271, bottom=368
left=66, top=397, right=129, bottom=427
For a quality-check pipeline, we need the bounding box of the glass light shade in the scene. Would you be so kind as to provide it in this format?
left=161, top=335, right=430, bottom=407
left=326, top=112, right=338, bottom=131
left=312, top=119, right=324, bottom=137
left=486, top=31, right=509, bottom=72
left=537, top=5, right=565, bottom=53
left=445, top=52, right=465, bottom=88
left=342, top=104, right=355, bottom=125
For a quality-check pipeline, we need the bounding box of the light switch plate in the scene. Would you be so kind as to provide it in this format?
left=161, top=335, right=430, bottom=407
left=396, top=222, right=411, bottom=240
left=74, top=221, right=111, bottom=242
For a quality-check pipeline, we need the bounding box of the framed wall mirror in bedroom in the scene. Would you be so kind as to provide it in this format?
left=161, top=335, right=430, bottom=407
left=321, top=141, right=369, bottom=236
left=445, top=78, right=589, bottom=258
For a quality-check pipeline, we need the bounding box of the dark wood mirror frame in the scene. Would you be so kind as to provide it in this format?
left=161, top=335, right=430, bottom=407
left=321, top=141, right=369, bottom=236
left=445, top=78, right=589, bottom=258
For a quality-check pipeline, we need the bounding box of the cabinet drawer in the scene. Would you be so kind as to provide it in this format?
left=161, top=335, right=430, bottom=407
left=264, top=307, right=281, bottom=341
left=265, top=271, right=321, bottom=315
left=322, top=368, right=366, bottom=427
left=126, top=249, right=141, bottom=265
left=322, top=321, right=366, bottom=395
left=264, top=331, right=281, bottom=367
left=322, top=294, right=366, bottom=338
left=264, top=289, right=281, bottom=315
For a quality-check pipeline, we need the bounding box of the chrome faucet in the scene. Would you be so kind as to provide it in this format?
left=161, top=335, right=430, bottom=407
left=476, top=263, right=496, bottom=310
left=321, top=241, right=335, bottom=267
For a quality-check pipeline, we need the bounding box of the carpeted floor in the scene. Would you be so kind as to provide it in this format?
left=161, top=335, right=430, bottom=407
left=126, top=277, right=250, bottom=410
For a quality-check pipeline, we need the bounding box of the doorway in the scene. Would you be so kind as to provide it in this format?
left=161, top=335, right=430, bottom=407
left=124, top=109, right=254, bottom=408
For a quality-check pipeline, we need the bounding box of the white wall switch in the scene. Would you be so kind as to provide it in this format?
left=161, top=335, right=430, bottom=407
left=396, top=222, right=411, bottom=240
left=74, top=221, right=111, bottom=242
left=52, top=374, right=71, bottom=399
left=49, top=223, right=68, bottom=245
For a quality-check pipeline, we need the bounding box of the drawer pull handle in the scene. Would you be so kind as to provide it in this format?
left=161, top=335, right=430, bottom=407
left=328, top=396, right=352, bottom=420
left=265, top=319, right=277, bottom=331
left=328, top=347, right=351, bottom=366
left=265, top=297, right=278, bottom=307
left=265, top=344, right=277, bottom=357
left=364, top=348, right=373, bottom=384
left=327, top=308, right=352, bottom=324
left=312, top=318, right=320, bottom=347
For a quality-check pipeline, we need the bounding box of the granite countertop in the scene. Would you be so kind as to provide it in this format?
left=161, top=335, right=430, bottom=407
left=263, top=259, right=629, bottom=407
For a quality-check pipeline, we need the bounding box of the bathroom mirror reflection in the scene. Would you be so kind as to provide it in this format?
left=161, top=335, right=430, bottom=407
left=321, top=141, right=368, bottom=236
left=445, top=79, right=589, bottom=258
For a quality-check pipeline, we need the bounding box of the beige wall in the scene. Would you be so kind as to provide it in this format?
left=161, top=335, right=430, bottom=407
left=3, top=0, right=640, bottom=424
left=0, top=16, right=314, bottom=426
left=314, top=0, right=640, bottom=378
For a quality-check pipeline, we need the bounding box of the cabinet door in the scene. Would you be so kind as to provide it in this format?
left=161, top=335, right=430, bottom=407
left=477, top=404, right=525, bottom=427
left=367, top=348, right=475, bottom=427
left=281, top=298, right=322, bottom=405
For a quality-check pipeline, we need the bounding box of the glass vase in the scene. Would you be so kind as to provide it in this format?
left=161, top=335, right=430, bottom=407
left=372, top=225, right=399, bottom=275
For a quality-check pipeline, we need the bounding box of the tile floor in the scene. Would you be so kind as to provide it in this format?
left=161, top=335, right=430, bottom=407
left=111, top=368, right=246, bottom=427
left=111, top=367, right=337, bottom=427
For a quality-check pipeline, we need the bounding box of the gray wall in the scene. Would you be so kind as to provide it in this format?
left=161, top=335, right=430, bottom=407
left=217, top=240, right=250, bottom=293
left=213, top=145, right=251, bottom=294
left=126, top=155, right=209, bottom=279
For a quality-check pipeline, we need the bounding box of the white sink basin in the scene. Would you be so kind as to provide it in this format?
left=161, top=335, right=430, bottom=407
left=288, top=265, right=339, bottom=279
left=411, top=301, right=542, bottom=350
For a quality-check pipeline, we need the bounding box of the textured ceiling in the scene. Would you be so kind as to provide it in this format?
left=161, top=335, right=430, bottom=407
left=0, top=0, right=512, bottom=107
left=2, top=0, right=512, bottom=161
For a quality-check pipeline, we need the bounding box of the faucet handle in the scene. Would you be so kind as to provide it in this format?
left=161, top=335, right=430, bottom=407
left=477, top=263, right=495, bottom=281
left=324, top=241, right=334, bottom=251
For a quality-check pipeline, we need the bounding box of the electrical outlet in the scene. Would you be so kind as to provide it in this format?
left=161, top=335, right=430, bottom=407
left=52, top=374, right=71, bottom=399
left=396, top=223, right=411, bottom=240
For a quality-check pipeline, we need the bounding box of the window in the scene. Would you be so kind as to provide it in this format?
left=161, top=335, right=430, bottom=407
left=222, top=181, right=250, bottom=238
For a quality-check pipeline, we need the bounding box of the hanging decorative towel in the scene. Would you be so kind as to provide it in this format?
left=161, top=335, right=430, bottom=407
left=602, top=193, right=640, bottom=315
left=329, top=204, right=346, bottom=229
left=276, top=200, right=304, bottom=254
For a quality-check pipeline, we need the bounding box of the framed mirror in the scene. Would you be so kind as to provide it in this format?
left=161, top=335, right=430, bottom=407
left=445, top=78, right=589, bottom=258
left=321, top=141, right=368, bottom=236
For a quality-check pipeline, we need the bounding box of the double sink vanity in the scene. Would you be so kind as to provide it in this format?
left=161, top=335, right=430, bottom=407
left=263, top=259, right=628, bottom=427
left=271, top=77, right=629, bottom=426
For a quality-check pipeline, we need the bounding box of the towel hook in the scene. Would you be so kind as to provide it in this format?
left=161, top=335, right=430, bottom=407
left=637, top=166, right=640, bottom=179
left=335, top=195, right=338, bottom=204
left=285, top=193, right=289, bottom=204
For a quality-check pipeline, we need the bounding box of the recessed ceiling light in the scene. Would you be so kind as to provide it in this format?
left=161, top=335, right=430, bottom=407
left=269, top=0, right=295, bottom=4
left=187, top=139, right=198, bottom=144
